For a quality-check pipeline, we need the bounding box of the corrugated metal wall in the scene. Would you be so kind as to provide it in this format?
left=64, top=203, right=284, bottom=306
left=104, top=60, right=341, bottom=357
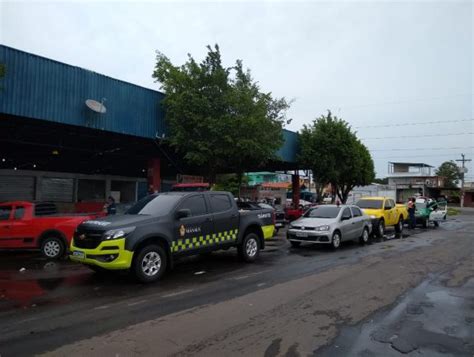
left=0, top=45, right=299, bottom=164
left=0, top=45, right=166, bottom=139
left=0, top=176, right=35, bottom=201
left=40, top=177, right=74, bottom=202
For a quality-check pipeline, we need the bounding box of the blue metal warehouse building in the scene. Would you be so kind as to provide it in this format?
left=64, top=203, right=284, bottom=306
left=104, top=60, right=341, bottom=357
left=0, top=45, right=299, bottom=207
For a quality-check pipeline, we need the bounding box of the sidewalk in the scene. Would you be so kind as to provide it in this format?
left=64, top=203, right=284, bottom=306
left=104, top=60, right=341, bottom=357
left=457, top=206, right=474, bottom=213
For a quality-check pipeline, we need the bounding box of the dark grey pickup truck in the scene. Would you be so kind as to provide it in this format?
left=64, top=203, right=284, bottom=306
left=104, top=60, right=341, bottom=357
left=70, top=191, right=275, bottom=283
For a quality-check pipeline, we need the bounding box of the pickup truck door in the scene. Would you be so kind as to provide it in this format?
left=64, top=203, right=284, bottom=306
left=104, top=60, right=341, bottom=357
left=208, top=193, right=239, bottom=244
left=9, top=206, right=35, bottom=247
left=173, top=194, right=214, bottom=253
left=383, top=199, right=395, bottom=225
left=429, top=201, right=447, bottom=222
left=0, top=206, right=13, bottom=247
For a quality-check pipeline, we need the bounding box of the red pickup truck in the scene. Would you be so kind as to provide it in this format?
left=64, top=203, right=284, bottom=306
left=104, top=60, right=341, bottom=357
left=0, top=201, right=101, bottom=259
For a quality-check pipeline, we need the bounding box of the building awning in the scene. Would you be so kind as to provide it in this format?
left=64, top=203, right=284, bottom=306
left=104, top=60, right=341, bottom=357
left=261, top=182, right=291, bottom=189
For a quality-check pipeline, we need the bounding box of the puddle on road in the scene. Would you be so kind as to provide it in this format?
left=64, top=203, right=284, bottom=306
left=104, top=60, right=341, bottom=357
left=0, top=273, right=90, bottom=310
left=317, top=274, right=474, bottom=357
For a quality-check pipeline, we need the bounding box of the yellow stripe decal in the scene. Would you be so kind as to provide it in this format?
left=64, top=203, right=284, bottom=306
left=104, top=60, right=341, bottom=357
left=171, top=229, right=239, bottom=252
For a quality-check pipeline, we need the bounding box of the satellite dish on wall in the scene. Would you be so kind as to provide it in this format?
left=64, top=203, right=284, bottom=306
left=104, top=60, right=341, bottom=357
left=85, top=99, right=107, bottom=114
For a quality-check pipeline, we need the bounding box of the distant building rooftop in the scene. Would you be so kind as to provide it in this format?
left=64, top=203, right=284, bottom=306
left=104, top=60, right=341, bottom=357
left=388, top=162, right=434, bottom=168
left=388, top=162, right=435, bottom=178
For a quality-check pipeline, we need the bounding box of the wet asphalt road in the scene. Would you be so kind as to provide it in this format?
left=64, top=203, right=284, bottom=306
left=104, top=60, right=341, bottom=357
left=0, top=216, right=472, bottom=356
left=319, top=270, right=474, bottom=357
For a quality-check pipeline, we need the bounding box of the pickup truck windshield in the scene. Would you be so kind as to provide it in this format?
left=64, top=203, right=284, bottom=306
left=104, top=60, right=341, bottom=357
left=356, top=199, right=383, bottom=209
left=304, top=206, right=341, bottom=218
left=126, top=194, right=182, bottom=216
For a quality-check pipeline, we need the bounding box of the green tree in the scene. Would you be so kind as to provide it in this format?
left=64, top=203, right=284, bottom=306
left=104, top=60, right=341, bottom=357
left=299, top=111, right=375, bottom=203
left=435, top=161, right=461, bottom=188
left=373, top=177, right=388, bottom=185
left=214, top=174, right=249, bottom=196
left=152, top=45, right=290, bottom=188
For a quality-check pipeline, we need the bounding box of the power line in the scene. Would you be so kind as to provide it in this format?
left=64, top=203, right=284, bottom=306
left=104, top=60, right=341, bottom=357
left=372, top=153, right=469, bottom=160
left=370, top=146, right=474, bottom=152
left=354, top=118, right=474, bottom=129
left=361, top=132, right=474, bottom=140
left=335, top=93, right=473, bottom=111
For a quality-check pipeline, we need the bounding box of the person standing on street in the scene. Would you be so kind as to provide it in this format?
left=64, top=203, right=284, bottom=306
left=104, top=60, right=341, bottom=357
left=407, top=197, right=416, bottom=229
left=104, top=196, right=117, bottom=215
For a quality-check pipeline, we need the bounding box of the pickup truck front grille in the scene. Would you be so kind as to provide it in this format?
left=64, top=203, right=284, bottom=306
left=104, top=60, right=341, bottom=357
left=74, top=231, right=103, bottom=249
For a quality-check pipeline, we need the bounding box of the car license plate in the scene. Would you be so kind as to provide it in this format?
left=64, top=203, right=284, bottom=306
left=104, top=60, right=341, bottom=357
left=72, top=251, right=85, bottom=260
left=296, top=232, right=308, bottom=238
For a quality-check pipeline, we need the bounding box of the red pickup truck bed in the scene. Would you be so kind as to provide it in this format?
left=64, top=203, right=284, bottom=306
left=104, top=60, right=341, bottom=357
left=0, top=201, right=102, bottom=259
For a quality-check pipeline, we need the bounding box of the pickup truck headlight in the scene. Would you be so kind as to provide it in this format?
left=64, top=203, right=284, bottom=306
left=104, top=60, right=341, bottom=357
left=103, top=226, right=136, bottom=240
left=315, top=225, right=330, bottom=231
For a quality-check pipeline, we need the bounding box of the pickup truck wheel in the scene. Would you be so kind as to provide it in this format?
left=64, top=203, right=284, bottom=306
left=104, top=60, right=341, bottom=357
left=239, top=233, right=260, bottom=262
left=422, top=219, right=428, bottom=229
left=41, top=237, right=65, bottom=260
left=132, top=244, right=167, bottom=283
left=434, top=221, right=439, bottom=227
left=332, top=232, right=341, bottom=250
left=395, top=218, right=404, bottom=234
left=376, top=220, right=385, bottom=238
left=359, top=228, right=369, bottom=245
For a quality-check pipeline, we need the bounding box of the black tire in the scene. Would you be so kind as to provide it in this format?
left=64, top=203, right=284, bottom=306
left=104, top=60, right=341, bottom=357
left=40, top=236, right=66, bottom=260
left=434, top=221, right=439, bottom=227
left=132, top=244, right=167, bottom=283
left=238, top=233, right=260, bottom=262
left=376, top=220, right=385, bottom=238
left=290, top=241, right=301, bottom=248
left=422, top=219, right=428, bottom=229
left=331, top=231, right=342, bottom=250
left=394, top=217, right=404, bottom=234
left=359, top=228, right=370, bottom=245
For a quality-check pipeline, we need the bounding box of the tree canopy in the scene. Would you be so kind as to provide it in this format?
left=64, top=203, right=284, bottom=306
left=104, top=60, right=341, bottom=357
left=373, top=177, right=389, bottom=185
left=299, top=111, right=375, bottom=203
left=435, top=161, right=461, bottom=188
left=152, top=45, right=290, bottom=184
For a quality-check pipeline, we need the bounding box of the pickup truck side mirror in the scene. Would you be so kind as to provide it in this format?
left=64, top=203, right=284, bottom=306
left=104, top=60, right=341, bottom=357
left=176, top=209, right=191, bottom=219
left=341, top=215, right=351, bottom=221
left=384, top=206, right=391, bottom=210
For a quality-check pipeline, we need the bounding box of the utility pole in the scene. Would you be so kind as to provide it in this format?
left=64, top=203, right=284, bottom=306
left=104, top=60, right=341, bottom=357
left=455, top=154, right=471, bottom=208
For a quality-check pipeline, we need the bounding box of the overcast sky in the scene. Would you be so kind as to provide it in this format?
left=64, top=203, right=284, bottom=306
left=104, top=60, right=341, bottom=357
left=1, top=0, right=473, bottom=178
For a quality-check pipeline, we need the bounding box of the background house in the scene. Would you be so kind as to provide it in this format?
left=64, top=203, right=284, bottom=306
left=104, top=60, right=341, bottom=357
left=387, top=162, right=445, bottom=202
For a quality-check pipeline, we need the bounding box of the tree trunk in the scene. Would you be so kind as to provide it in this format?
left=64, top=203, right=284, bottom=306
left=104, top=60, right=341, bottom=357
left=315, top=182, right=324, bottom=203
left=207, top=170, right=217, bottom=187
left=331, top=184, right=337, bottom=204
left=337, top=185, right=354, bottom=204
left=236, top=171, right=243, bottom=199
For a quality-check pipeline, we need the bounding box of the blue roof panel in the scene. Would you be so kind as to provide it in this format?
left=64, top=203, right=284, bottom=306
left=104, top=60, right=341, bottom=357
left=0, top=45, right=298, bottom=163
left=0, top=45, right=166, bottom=138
